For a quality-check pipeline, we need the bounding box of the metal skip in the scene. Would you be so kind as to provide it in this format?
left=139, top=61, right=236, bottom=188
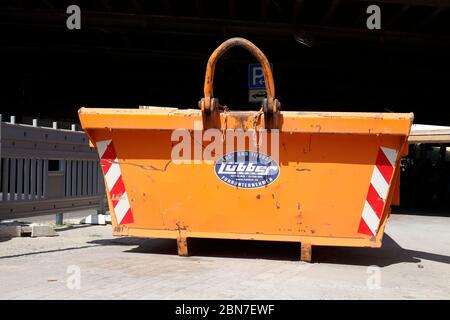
left=78, top=37, right=413, bottom=262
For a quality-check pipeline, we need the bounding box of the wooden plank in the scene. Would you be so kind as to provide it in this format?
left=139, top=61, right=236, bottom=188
left=408, top=124, right=450, bottom=143
left=408, top=135, right=450, bottom=143
left=410, top=124, right=450, bottom=135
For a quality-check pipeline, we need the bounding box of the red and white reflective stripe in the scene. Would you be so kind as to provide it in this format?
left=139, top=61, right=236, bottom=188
left=358, top=146, right=398, bottom=236
left=96, top=139, right=134, bottom=225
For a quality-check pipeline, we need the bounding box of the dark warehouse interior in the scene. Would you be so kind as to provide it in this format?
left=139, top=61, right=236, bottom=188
left=0, top=0, right=449, bottom=211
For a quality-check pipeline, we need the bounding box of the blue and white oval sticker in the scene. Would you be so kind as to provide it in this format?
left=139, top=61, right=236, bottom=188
left=214, top=151, right=280, bottom=189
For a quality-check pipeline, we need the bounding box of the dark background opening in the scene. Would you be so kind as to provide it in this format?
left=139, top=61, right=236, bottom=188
left=1, top=0, right=449, bottom=211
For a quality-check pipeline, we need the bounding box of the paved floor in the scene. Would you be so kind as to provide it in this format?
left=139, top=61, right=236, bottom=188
left=0, top=214, right=449, bottom=299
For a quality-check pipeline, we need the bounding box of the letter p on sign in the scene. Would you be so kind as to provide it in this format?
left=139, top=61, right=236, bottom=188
left=248, top=63, right=273, bottom=89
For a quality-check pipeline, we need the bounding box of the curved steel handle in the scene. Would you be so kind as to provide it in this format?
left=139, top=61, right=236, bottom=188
left=203, top=37, right=275, bottom=109
left=199, top=37, right=280, bottom=129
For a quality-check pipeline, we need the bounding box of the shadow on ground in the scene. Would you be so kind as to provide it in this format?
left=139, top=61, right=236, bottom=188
left=88, top=234, right=450, bottom=267
left=54, top=224, right=96, bottom=232
left=0, top=237, right=12, bottom=243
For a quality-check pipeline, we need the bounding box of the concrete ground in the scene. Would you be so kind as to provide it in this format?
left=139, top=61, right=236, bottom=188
left=0, top=213, right=449, bottom=299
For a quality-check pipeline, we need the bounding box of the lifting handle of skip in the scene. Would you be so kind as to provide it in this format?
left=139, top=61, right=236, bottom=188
left=199, top=37, right=281, bottom=129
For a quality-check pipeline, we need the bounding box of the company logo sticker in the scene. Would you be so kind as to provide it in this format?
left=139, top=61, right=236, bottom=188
left=214, top=151, right=280, bottom=189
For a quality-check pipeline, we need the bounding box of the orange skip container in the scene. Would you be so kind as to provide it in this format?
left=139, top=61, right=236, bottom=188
left=79, top=38, right=413, bottom=261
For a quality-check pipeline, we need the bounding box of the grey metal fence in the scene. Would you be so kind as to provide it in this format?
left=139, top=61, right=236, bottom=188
left=0, top=115, right=107, bottom=221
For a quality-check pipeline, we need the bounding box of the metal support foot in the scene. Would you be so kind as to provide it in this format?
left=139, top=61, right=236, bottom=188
left=177, top=237, right=189, bottom=257
left=300, top=243, right=312, bottom=262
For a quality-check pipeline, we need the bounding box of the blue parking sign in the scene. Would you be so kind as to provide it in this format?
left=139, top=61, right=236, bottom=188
left=248, top=63, right=273, bottom=89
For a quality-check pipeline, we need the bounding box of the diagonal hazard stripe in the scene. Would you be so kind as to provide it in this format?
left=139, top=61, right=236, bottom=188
left=357, top=216, right=373, bottom=236
left=361, top=200, right=379, bottom=236
left=119, top=208, right=134, bottom=224
left=366, top=184, right=385, bottom=218
left=371, top=165, right=389, bottom=200
left=96, top=139, right=112, bottom=159
left=105, top=161, right=121, bottom=193
left=358, top=146, right=398, bottom=237
left=114, top=191, right=131, bottom=223
left=376, top=149, right=395, bottom=184
left=109, top=176, right=126, bottom=207
left=95, top=139, right=133, bottom=225
left=380, top=146, right=398, bottom=167
left=100, top=158, right=113, bottom=176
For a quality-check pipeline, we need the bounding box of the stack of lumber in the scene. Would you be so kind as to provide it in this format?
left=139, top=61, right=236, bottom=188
left=408, top=124, right=450, bottom=143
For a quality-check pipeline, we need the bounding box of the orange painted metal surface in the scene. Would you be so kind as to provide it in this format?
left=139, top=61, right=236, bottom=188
left=78, top=38, right=413, bottom=254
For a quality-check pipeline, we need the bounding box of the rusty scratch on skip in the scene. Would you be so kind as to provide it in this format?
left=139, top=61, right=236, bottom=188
left=120, top=160, right=172, bottom=172
left=303, top=135, right=312, bottom=154
left=175, top=222, right=189, bottom=233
